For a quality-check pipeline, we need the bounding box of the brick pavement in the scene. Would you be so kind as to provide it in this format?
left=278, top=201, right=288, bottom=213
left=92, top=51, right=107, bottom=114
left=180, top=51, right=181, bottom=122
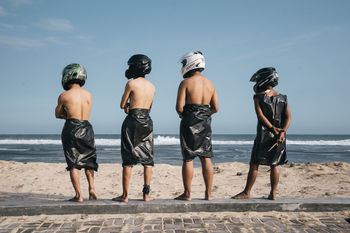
left=0, top=212, right=349, bottom=233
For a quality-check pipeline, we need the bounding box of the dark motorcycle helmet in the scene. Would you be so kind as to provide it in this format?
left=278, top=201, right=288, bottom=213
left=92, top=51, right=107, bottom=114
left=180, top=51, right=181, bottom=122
left=125, top=54, right=152, bottom=79
left=250, top=67, right=279, bottom=93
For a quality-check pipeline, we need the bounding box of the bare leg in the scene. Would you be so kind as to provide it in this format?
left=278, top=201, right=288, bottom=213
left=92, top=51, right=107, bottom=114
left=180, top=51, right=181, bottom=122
left=85, top=169, right=97, bottom=200
left=268, top=165, right=279, bottom=200
left=199, top=156, right=214, bottom=200
left=69, top=168, right=83, bottom=202
left=112, top=166, right=132, bottom=202
left=175, top=160, right=193, bottom=201
left=143, top=166, right=154, bottom=202
left=232, top=163, right=259, bottom=199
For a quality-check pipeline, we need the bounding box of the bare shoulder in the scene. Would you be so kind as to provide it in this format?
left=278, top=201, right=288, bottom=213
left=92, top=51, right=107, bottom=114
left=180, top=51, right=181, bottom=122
left=59, top=91, right=68, bottom=100
left=143, top=79, right=155, bottom=94
left=147, top=79, right=156, bottom=91
left=179, top=79, right=188, bottom=88
left=126, top=79, right=136, bottom=88
left=202, top=75, right=214, bottom=84
left=144, top=78, right=155, bottom=86
left=78, top=87, right=90, bottom=95
left=77, top=88, right=92, bottom=101
left=202, top=76, right=216, bottom=90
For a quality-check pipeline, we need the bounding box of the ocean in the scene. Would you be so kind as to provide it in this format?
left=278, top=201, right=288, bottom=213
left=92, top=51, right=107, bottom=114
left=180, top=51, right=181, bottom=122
left=0, top=134, right=349, bottom=167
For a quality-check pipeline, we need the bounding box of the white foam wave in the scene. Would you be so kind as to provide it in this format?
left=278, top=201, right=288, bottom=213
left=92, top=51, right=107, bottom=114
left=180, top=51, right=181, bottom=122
left=0, top=137, right=349, bottom=146
left=95, top=139, right=121, bottom=146
left=0, top=148, right=30, bottom=151
left=212, top=140, right=252, bottom=145
left=154, top=136, right=179, bottom=145
left=0, top=139, right=61, bottom=145
left=287, top=139, right=350, bottom=146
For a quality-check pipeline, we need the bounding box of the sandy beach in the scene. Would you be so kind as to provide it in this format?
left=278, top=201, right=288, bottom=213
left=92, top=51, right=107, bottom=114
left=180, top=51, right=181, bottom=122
left=0, top=160, right=349, bottom=201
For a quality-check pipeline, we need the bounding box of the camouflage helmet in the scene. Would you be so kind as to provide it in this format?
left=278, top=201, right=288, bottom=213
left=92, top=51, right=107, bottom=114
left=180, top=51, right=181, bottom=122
left=61, top=63, right=87, bottom=90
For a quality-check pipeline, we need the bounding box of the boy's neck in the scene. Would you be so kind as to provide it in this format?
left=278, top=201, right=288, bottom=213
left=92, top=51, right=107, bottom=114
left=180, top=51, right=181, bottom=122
left=186, top=71, right=202, bottom=79
left=69, top=83, right=81, bottom=89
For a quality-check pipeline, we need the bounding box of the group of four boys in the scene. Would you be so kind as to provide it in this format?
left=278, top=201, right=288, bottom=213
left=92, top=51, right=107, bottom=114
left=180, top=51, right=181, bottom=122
left=55, top=51, right=291, bottom=203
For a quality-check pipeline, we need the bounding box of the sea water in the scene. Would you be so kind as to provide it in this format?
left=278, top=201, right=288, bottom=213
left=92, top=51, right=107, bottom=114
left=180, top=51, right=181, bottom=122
left=0, top=134, right=349, bottom=167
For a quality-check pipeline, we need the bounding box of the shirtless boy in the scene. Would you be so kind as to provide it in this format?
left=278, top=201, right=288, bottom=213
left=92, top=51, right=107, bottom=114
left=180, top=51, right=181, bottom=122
left=175, top=51, right=219, bottom=201
left=55, top=63, right=98, bottom=203
left=112, top=54, right=155, bottom=202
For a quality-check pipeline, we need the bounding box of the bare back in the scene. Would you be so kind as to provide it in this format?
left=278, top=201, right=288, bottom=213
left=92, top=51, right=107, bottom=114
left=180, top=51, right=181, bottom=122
left=55, top=84, right=92, bottom=120
left=176, top=72, right=218, bottom=116
left=120, top=77, right=155, bottom=110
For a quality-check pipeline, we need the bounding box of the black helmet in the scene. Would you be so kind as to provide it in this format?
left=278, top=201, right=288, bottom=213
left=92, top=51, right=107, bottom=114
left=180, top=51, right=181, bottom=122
left=125, top=54, right=152, bottom=79
left=61, top=63, right=87, bottom=90
left=250, top=67, right=278, bottom=92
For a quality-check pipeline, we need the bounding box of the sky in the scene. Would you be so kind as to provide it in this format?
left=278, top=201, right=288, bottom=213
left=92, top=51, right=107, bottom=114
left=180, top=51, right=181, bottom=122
left=0, top=0, right=349, bottom=134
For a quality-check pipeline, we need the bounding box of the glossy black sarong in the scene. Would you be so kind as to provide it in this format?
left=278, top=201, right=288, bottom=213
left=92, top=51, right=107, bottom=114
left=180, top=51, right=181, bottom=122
left=180, top=104, right=213, bottom=161
left=61, top=119, right=98, bottom=171
left=121, top=109, right=154, bottom=167
left=251, top=93, right=288, bottom=166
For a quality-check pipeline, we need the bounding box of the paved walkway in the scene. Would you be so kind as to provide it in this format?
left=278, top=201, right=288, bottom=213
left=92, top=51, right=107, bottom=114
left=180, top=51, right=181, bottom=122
left=0, top=212, right=349, bottom=233
left=1, top=198, right=350, bottom=216
left=0, top=198, right=349, bottom=232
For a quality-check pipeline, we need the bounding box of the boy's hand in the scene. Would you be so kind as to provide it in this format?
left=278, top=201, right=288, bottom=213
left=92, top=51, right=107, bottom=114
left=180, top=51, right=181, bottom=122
left=124, top=103, right=130, bottom=114
left=272, top=127, right=283, bottom=135
left=277, top=131, right=286, bottom=143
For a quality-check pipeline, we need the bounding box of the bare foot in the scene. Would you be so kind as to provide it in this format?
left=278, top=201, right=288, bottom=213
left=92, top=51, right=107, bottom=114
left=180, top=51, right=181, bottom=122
left=112, top=195, right=128, bottom=202
left=231, top=191, right=250, bottom=199
left=89, top=191, right=98, bottom=200
left=174, top=193, right=191, bottom=201
left=205, top=194, right=213, bottom=201
left=68, top=196, right=83, bottom=202
left=143, top=195, right=155, bottom=202
left=268, top=192, right=276, bottom=200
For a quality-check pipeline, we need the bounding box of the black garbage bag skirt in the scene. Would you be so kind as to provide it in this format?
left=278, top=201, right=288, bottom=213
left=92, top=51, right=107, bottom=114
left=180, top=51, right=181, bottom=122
left=250, top=93, right=288, bottom=166
left=180, top=104, right=213, bottom=161
left=121, top=108, right=154, bottom=167
left=250, top=129, right=287, bottom=166
left=61, top=119, right=98, bottom=171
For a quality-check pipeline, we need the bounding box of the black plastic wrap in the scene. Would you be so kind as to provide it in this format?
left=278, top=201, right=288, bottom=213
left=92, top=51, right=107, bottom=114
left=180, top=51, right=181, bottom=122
left=180, top=104, right=213, bottom=161
left=61, top=119, right=98, bottom=171
left=251, top=93, right=288, bottom=166
left=121, top=108, right=154, bottom=167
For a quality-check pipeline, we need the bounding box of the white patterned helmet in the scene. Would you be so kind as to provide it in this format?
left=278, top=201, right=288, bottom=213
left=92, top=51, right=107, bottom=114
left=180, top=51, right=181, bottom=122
left=180, top=51, right=205, bottom=78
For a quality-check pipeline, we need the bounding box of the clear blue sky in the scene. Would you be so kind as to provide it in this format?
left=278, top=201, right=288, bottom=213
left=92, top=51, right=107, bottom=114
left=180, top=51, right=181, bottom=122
left=0, top=0, right=349, bottom=134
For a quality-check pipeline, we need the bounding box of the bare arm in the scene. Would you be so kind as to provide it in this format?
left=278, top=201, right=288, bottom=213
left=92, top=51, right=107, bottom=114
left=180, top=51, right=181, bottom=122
left=120, top=82, right=132, bottom=114
left=55, top=95, right=67, bottom=119
left=176, top=81, right=186, bottom=118
left=210, top=88, right=219, bottom=115
left=149, top=102, right=153, bottom=113
left=278, top=103, right=291, bottom=143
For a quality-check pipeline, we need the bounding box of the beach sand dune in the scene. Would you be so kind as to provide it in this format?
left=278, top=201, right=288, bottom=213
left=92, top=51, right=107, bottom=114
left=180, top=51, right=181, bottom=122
left=0, top=161, right=349, bottom=201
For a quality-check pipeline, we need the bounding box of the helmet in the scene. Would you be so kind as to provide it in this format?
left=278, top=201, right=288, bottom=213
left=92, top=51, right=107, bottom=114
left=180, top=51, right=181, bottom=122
left=61, top=63, right=87, bottom=90
left=125, top=54, right=152, bottom=79
left=250, top=67, right=279, bottom=92
left=180, top=51, right=205, bottom=78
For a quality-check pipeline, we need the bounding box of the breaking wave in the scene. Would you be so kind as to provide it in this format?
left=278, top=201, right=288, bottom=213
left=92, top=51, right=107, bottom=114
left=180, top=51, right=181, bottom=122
left=0, top=136, right=349, bottom=146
